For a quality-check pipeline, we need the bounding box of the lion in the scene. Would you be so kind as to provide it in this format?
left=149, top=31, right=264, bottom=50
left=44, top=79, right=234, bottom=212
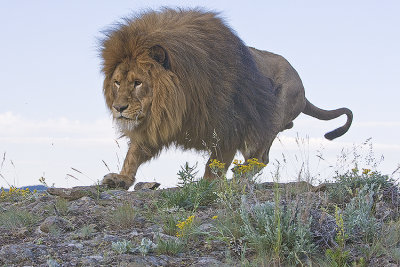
left=100, top=8, right=353, bottom=189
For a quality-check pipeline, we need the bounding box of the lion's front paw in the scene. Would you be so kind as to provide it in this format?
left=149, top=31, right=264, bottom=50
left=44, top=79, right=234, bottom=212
left=102, top=173, right=133, bottom=190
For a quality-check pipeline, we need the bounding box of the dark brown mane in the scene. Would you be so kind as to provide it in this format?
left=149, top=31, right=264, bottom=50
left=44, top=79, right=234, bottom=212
left=100, top=8, right=278, bottom=151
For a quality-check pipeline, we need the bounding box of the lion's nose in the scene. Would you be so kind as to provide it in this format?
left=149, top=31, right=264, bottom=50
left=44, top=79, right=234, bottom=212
left=113, top=104, right=129, bottom=113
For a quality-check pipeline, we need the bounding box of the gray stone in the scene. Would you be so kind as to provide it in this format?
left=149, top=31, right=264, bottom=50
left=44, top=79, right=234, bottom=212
left=68, top=196, right=97, bottom=213
left=134, top=182, right=161, bottom=191
left=99, top=189, right=128, bottom=200
left=198, top=223, right=213, bottom=232
left=47, top=185, right=107, bottom=200
left=39, top=216, right=73, bottom=233
left=153, top=232, right=179, bottom=242
left=0, top=244, right=34, bottom=264
left=193, top=257, right=222, bottom=266
left=375, top=201, right=396, bottom=221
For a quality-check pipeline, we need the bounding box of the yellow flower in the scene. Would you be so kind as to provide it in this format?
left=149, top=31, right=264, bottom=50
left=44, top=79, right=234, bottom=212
left=232, top=158, right=266, bottom=175
left=232, top=159, right=243, bottom=165
left=212, top=215, right=218, bottom=220
left=176, top=215, right=195, bottom=238
left=362, top=169, right=371, bottom=175
left=209, top=159, right=225, bottom=170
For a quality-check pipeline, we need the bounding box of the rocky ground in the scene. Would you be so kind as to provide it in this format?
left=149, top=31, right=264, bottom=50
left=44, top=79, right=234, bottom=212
left=0, top=177, right=399, bottom=266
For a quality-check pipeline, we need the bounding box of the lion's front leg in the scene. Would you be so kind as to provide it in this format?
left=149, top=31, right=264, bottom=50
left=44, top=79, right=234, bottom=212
left=102, top=142, right=153, bottom=190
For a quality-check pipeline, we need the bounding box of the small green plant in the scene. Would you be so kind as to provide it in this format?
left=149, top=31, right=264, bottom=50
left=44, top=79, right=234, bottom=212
left=239, top=197, right=315, bottom=265
left=325, top=206, right=350, bottom=267
left=0, top=208, right=38, bottom=229
left=177, top=162, right=198, bottom=185
left=55, top=197, right=69, bottom=216
left=77, top=224, right=96, bottom=239
left=46, top=258, right=61, bottom=267
left=160, top=163, right=217, bottom=210
left=176, top=215, right=195, bottom=238
left=380, top=220, right=400, bottom=262
left=35, top=237, right=44, bottom=245
left=155, top=237, right=185, bottom=255
left=342, top=184, right=380, bottom=243
left=111, top=239, right=134, bottom=255
left=138, top=237, right=156, bottom=256
left=108, top=202, right=136, bottom=229
left=161, top=213, right=180, bottom=236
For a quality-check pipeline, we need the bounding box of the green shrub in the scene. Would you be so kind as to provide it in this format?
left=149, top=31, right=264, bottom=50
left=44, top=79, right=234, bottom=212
left=325, top=206, right=350, bottom=267
left=155, top=237, right=185, bottom=255
left=160, top=163, right=217, bottom=210
left=111, top=239, right=134, bottom=254
left=108, top=202, right=136, bottom=229
left=329, top=168, right=395, bottom=204
left=343, top=184, right=380, bottom=243
left=0, top=208, right=38, bottom=229
left=239, top=196, right=315, bottom=265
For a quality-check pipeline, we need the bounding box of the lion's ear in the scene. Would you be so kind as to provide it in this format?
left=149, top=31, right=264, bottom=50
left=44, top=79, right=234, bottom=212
left=149, top=45, right=170, bottom=70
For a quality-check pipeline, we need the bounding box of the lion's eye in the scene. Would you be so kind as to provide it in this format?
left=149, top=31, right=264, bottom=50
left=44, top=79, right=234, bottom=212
left=114, top=81, right=120, bottom=88
left=134, top=80, right=142, bottom=87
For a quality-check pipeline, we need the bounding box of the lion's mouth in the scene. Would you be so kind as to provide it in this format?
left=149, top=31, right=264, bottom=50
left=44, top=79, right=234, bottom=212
left=115, top=110, right=144, bottom=124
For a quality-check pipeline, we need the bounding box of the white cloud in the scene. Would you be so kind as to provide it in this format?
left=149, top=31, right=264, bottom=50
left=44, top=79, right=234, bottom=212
left=0, top=111, right=116, bottom=143
left=0, top=112, right=398, bottom=189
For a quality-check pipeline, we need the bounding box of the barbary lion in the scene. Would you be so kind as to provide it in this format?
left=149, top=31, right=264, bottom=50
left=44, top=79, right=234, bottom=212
left=100, top=8, right=353, bottom=189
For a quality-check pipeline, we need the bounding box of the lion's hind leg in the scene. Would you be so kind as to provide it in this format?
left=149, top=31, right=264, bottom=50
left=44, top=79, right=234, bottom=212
left=204, top=149, right=236, bottom=180
left=241, top=134, right=277, bottom=167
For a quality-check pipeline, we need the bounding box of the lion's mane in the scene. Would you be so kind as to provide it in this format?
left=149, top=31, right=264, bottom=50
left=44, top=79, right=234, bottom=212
left=100, top=8, right=278, bottom=153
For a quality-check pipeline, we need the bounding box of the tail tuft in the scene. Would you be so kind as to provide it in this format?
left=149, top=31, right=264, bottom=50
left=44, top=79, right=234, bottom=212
left=303, top=99, right=353, bottom=140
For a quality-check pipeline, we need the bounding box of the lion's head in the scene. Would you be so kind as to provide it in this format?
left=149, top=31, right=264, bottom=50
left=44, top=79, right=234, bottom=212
left=100, top=8, right=277, bottom=150
left=101, top=28, right=186, bottom=145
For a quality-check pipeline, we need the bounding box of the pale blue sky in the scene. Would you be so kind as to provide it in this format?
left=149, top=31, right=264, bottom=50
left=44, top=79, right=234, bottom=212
left=1, top=1, right=399, bottom=188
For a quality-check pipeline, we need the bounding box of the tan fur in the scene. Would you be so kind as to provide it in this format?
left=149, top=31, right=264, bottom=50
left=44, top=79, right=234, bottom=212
left=99, top=8, right=353, bottom=189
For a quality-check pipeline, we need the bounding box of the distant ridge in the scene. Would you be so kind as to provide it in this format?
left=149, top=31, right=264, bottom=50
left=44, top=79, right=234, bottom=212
left=1, top=185, right=47, bottom=192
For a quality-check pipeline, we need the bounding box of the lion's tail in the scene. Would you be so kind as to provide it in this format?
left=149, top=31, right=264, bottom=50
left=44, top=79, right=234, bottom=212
left=303, top=99, right=353, bottom=140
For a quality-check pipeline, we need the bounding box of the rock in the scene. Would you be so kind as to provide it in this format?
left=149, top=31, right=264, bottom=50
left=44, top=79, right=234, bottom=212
left=68, top=243, right=84, bottom=249
left=192, top=257, right=222, bottom=266
left=68, top=196, right=97, bottom=214
left=82, top=255, right=104, bottom=266
left=257, top=181, right=315, bottom=191
left=309, top=209, right=336, bottom=247
left=129, top=229, right=140, bottom=236
left=153, top=232, right=179, bottom=242
left=134, top=182, right=161, bottom=191
left=198, top=223, right=213, bottom=232
left=99, top=189, right=129, bottom=200
left=15, top=227, right=30, bottom=238
left=375, top=201, right=396, bottom=221
left=312, top=183, right=335, bottom=192
left=0, top=244, right=34, bottom=264
left=39, top=216, right=73, bottom=233
left=102, top=234, right=120, bottom=242
left=47, top=185, right=107, bottom=200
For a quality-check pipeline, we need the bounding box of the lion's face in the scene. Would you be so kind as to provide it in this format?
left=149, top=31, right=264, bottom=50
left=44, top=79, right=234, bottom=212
left=110, top=62, right=153, bottom=132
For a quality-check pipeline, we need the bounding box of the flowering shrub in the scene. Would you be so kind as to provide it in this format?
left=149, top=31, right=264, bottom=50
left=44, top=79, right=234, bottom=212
left=0, top=187, right=36, bottom=202
left=176, top=215, right=195, bottom=238
left=329, top=167, right=395, bottom=204
left=232, top=158, right=266, bottom=176
left=209, top=158, right=266, bottom=178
